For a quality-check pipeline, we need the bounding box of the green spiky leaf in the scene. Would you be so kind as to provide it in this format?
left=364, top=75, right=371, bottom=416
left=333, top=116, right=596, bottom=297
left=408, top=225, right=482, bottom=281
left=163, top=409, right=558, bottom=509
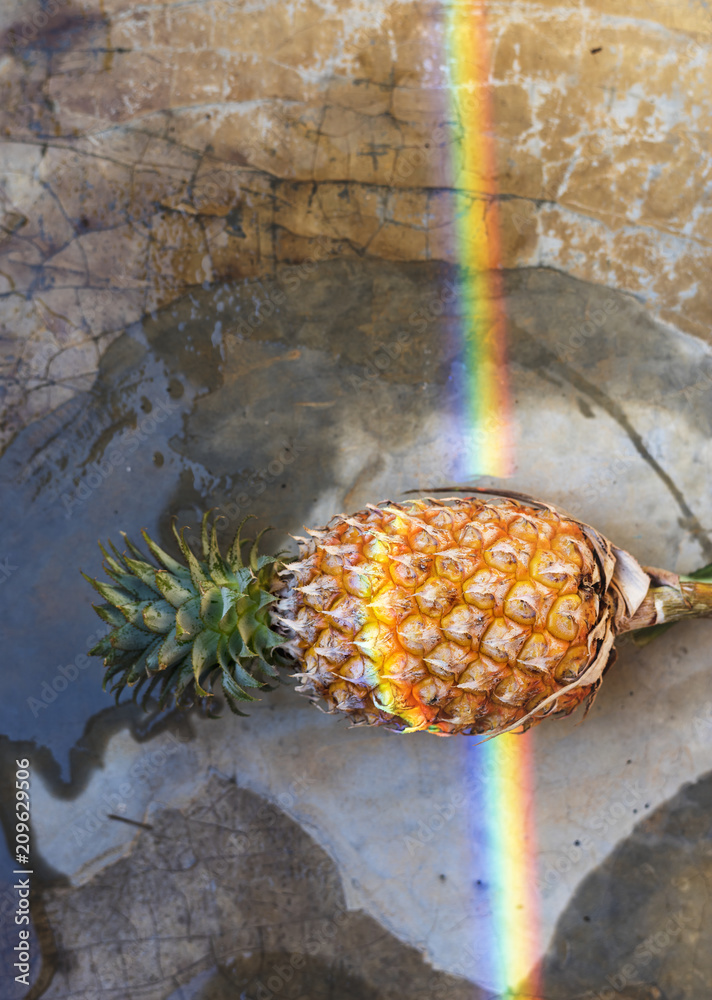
left=126, top=637, right=163, bottom=686
left=226, top=515, right=255, bottom=570
left=121, top=554, right=157, bottom=588
left=110, top=622, right=153, bottom=651
left=155, top=569, right=195, bottom=608
left=219, top=590, right=238, bottom=633
left=157, top=631, right=189, bottom=671
left=200, top=586, right=224, bottom=630
left=142, top=600, right=176, bottom=633
left=173, top=522, right=210, bottom=591
left=103, top=567, right=158, bottom=601
left=93, top=603, right=126, bottom=628
left=207, top=525, right=232, bottom=586
left=176, top=597, right=202, bottom=641
left=117, top=600, right=151, bottom=628
left=141, top=529, right=192, bottom=582
left=682, top=562, right=712, bottom=584
left=192, top=628, right=219, bottom=675
left=230, top=659, right=262, bottom=689
left=82, top=573, right=133, bottom=609
left=220, top=663, right=257, bottom=702
left=228, top=629, right=245, bottom=660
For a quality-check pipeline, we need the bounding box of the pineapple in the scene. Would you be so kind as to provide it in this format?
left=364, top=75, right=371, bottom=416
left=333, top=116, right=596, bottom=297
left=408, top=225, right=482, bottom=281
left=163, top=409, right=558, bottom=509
left=84, top=490, right=712, bottom=737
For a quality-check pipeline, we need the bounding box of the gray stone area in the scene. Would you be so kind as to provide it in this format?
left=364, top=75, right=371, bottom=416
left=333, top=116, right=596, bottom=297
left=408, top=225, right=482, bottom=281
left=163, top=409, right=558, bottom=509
left=38, top=773, right=480, bottom=1000
left=541, top=770, right=712, bottom=1000
left=2, top=258, right=712, bottom=997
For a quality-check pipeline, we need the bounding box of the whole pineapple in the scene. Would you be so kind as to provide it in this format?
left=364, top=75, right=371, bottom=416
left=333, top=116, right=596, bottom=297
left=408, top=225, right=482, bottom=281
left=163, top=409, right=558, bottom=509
left=85, top=491, right=712, bottom=737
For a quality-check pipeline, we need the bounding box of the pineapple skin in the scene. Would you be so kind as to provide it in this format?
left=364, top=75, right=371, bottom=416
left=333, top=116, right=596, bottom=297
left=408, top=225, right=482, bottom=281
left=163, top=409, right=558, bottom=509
left=276, top=497, right=611, bottom=736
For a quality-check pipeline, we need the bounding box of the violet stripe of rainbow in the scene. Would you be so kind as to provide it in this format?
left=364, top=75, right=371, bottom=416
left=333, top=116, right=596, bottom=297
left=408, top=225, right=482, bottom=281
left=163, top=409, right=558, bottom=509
left=446, top=1, right=513, bottom=479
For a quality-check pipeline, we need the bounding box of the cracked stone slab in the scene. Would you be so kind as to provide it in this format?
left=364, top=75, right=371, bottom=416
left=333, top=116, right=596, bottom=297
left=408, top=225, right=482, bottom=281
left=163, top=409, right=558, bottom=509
left=22, top=772, right=481, bottom=1000
left=2, top=0, right=712, bottom=452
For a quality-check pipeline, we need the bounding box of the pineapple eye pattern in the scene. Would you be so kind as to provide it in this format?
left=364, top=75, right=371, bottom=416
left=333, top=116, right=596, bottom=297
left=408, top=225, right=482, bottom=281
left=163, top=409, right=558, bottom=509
left=280, top=496, right=610, bottom=735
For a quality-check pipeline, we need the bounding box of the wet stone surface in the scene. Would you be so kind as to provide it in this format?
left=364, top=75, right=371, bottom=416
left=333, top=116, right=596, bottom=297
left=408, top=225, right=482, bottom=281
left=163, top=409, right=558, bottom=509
left=1, top=257, right=712, bottom=997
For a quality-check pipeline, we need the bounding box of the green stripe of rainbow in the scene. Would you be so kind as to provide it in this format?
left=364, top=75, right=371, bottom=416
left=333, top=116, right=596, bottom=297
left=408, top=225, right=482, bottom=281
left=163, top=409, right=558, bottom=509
left=446, top=4, right=540, bottom=995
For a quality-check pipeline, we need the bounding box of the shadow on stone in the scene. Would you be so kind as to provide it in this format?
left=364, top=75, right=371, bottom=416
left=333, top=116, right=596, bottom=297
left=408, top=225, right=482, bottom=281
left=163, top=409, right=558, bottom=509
left=541, top=769, right=712, bottom=999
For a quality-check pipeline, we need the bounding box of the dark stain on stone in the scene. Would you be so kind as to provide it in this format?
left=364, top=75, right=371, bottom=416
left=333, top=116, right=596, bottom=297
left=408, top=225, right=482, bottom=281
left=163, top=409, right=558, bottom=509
left=540, top=768, right=712, bottom=999
left=0, top=708, right=202, bottom=996
left=167, top=377, right=185, bottom=399
left=1, top=12, right=108, bottom=54
left=141, top=299, right=225, bottom=395
left=577, top=396, right=595, bottom=419
left=35, top=774, right=482, bottom=1000
left=224, top=205, right=246, bottom=237
left=132, top=260, right=458, bottom=555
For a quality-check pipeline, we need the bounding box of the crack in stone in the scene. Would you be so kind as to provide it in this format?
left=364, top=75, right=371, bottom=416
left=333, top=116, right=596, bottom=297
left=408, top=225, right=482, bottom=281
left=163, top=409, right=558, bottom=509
left=519, top=325, right=712, bottom=562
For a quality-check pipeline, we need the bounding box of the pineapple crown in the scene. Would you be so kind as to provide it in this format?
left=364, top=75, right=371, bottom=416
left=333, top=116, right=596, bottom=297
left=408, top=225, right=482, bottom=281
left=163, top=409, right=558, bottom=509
left=83, top=513, right=291, bottom=715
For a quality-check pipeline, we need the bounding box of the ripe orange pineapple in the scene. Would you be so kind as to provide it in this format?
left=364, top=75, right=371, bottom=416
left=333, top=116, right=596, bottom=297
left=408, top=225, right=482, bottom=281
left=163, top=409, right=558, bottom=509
left=85, top=490, right=712, bottom=737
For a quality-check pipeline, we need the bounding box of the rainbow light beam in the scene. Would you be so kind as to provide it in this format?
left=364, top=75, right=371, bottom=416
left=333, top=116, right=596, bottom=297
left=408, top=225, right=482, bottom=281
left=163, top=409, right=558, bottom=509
left=447, top=1, right=513, bottom=481
left=481, top=731, right=541, bottom=995
left=446, top=3, right=540, bottom=996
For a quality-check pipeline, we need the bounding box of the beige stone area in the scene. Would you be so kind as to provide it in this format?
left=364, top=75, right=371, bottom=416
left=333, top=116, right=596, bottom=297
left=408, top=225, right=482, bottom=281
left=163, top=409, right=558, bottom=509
left=1, top=0, right=711, bottom=452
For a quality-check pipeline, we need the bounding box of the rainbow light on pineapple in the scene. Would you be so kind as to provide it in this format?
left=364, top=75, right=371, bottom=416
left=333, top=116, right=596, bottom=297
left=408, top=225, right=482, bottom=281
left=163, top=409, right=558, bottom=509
left=445, top=4, right=540, bottom=996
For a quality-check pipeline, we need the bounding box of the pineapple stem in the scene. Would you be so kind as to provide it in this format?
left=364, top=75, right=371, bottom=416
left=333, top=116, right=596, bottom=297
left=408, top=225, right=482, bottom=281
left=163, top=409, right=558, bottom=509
left=621, top=577, right=712, bottom=633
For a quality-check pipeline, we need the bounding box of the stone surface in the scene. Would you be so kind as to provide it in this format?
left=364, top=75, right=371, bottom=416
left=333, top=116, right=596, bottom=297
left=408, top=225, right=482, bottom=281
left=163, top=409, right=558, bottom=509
left=2, top=0, right=712, bottom=451
left=2, top=1, right=712, bottom=998
left=35, top=773, right=479, bottom=1000
left=541, top=769, right=712, bottom=999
